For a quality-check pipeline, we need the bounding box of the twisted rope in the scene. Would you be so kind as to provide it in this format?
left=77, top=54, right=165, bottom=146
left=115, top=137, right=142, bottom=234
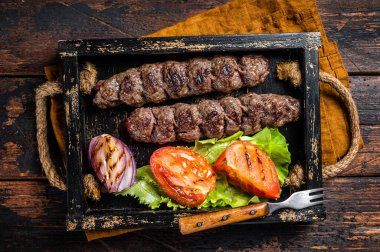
left=319, top=71, right=360, bottom=178
left=35, top=81, right=66, bottom=190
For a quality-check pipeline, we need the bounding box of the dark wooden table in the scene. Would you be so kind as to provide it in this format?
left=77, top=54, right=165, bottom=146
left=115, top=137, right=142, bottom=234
left=1, top=1, right=379, bottom=251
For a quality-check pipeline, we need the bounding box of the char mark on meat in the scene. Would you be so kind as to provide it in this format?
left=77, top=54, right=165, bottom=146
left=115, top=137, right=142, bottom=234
left=140, top=63, right=167, bottom=103
left=187, top=58, right=214, bottom=95
left=125, top=107, right=155, bottom=143
left=260, top=94, right=301, bottom=127
left=239, top=93, right=264, bottom=135
left=212, top=56, right=243, bottom=93
left=151, top=106, right=176, bottom=144
left=119, top=68, right=145, bottom=107
left=198, top=100, right=225, bottom=139
left=239, top=55, right=270, bottom=87
left=93, top=78, right=122, bottom=109
left=174, top=103, right=202, bottom=142
left=163, top=61, right=190, bottom=98
left=219, top=97, right=244, bottom=135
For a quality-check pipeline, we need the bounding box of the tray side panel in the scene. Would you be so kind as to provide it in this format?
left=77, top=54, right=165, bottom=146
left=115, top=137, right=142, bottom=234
left=62, top=54, right=87, bottom=220
left=303, top=47, right=322, bottom=189
left=58, top=33, right=321, bottom=56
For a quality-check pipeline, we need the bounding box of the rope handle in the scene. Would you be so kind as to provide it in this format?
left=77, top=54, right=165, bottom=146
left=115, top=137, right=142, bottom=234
left=35, top=70, right=360, bottom=191
left=35, top=81, right=66, bottom=190
left=319, top=71, right=360, bottom=178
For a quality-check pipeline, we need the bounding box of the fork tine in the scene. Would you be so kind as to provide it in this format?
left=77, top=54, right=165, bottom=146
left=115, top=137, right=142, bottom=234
left=306, top=182, right=363, bottom=195
left=309, top=193, right=324, bottom=201
left=305, top=187, right=324, bottom=194
left=308, top=199, right=342, bottom=207
left=307, top=200, right=324, bottom=207
left=309, top=190, right=351, bottom=201
left=306, top=186, right=334, bottom=194
left=324, top=181, right=364, bottom=189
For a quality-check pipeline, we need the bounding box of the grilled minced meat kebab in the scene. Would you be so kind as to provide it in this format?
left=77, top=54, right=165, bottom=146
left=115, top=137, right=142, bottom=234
left=125, top=93, right=301, bottom=144
left=93, top=55, right=269, bottom=108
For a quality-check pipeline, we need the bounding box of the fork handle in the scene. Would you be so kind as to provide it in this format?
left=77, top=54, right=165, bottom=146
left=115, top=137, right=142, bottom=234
left=179, top=203, right=269, bottom=235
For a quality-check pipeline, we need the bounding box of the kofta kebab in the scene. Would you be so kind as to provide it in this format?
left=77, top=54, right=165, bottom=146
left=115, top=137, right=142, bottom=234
left=93, top=55, right=269, bottom=108
left=90, top=55, right=301, bottom=144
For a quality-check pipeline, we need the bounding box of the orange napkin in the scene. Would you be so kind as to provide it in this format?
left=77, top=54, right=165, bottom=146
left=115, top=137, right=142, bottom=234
left=46, top=0, right=360, bottom=240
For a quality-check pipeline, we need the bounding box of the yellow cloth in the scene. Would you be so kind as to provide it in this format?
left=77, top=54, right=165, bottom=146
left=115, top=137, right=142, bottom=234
left=46, top=0, right=361, bottom=240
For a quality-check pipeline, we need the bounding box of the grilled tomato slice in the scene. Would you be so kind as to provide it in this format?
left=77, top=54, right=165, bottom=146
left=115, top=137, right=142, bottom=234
left=150, top=147, right=216, bottom=207
left=214, top=141, right=280, bottom=199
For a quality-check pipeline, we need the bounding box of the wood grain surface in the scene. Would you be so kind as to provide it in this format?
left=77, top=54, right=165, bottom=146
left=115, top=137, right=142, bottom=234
left=0, top=0, right=379, bottom=251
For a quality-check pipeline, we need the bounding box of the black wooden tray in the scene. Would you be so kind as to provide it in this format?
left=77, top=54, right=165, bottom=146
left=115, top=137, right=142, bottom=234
left=59, top=32, right=323, bottom=231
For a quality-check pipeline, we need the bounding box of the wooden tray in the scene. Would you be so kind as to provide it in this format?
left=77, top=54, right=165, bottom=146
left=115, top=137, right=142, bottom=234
left=59, top=32, right=323, bottom=231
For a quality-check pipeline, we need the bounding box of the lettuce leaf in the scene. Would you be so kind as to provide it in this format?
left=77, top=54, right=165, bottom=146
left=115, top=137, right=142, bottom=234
left=117, top=128, right=290, bottom=210
left=191, top=131, right=243, bottom=164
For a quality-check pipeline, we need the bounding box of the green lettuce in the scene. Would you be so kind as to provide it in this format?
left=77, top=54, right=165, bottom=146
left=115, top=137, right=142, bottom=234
left=191, top=131, right=243, bottom=164
left=117, top=127, right=290, bottom=209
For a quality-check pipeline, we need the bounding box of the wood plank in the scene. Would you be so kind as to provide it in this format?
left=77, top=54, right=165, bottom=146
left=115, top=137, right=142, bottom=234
left=317, top=0, right=380, bottom=12
left=316, top=0, right=380, bottom=73
left=1, top=177, right=379, bottom=250
left=340, top=76, right=380, bottom=176
left=342, top=125, right=380, bottom=176
left=0, top=0, right=379, bottom=75
left=349, top=76, right=380, bottom=125
left=1, top=76, right=379, bottom=178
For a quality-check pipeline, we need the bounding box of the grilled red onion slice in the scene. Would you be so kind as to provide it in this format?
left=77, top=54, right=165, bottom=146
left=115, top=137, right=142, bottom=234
left=88, top=134, right=136, bottom=193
